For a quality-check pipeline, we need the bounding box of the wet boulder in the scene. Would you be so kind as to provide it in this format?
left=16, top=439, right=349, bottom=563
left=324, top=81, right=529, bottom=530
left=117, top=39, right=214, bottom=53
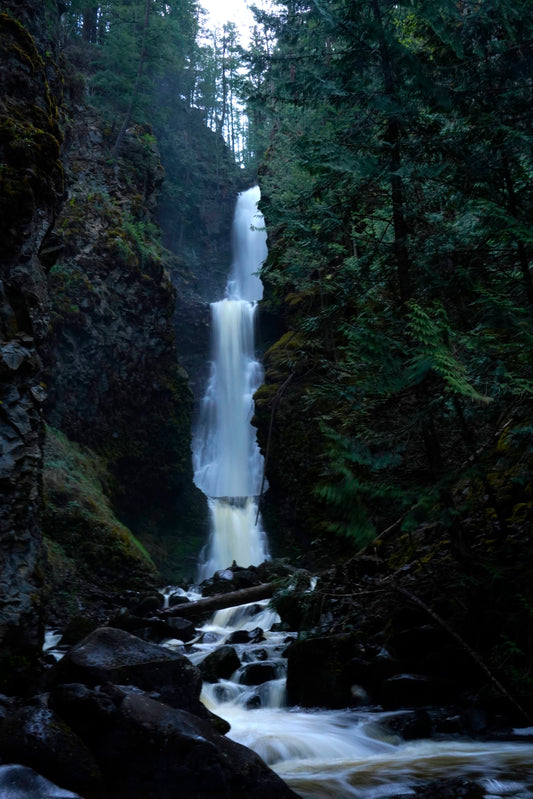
left=168, top=593, right=191, bottom=609
left=0, top=765, right=84, bottom=799
left=228, top=627, right=265, bottom=644
left=108, top=610, right=196, bottom=644
left=51, top=683, right=301, bottom=799
left=48, top=627, right=203, bottom=715
left=108, top=609, right=176, bottom=643
left=286, top=634, right=360, bottom=708
left=130, top=592, right=165, bottom=616
left=0, top=705, right=103, bottom=798
left=239, top=662, right=278, bottom=686
left=200, top=566, right=263, bottom=596
left=200, top=645, right=241, bottom=683
left=165, top=616, right=197, bottom=642
left=380, top=709, right=433, bottom=740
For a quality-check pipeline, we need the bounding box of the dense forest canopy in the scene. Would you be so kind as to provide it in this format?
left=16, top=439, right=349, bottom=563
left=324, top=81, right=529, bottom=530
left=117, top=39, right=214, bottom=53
left=60, top=1, right=254, bottom=156
left=242, top=0, right=533, bottom=551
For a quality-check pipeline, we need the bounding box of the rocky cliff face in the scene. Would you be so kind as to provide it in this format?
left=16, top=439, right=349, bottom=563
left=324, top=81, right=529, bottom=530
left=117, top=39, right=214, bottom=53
left=0, top=3, right=64, bottom=686
left=0, top=0, right=248, bottom=681
left=43, top=105, right=206, bottom=583
left=0, top=0, right=212, bottom=678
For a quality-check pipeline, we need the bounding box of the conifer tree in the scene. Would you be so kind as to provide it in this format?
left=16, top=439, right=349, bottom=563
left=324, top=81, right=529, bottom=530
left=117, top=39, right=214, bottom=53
left=248, top=0, right=533, bottom=552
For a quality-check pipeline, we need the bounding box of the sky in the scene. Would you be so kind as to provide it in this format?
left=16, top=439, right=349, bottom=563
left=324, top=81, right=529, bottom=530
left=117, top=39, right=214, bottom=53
left=200, top=0, right=257, bottom=37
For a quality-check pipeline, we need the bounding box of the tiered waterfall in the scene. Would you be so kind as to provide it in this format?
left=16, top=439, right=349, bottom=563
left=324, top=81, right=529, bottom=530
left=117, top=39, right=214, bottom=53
left=193, top=186, right=269, bottom=581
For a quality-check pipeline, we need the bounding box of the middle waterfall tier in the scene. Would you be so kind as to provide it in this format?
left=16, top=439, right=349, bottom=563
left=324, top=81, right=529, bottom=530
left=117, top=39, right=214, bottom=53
left=193, top=298, right=264, bottom=500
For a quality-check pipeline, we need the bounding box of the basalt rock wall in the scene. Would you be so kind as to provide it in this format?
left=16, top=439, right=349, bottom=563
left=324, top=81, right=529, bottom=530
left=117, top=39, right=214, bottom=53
left=0, top=2, right=64, bottom=686
left=42, top=104, right=207, bottom=583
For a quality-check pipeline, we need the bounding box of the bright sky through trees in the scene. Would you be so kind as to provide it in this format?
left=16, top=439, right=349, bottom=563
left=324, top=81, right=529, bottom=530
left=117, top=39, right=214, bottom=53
left=200, top=0, right=256, bottom=39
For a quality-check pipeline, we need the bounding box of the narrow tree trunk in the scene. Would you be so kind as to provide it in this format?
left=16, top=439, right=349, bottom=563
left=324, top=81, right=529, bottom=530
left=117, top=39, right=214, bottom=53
left=371, top=0, right=411, bottom=305
left=82, top=6, right=97, bottom=44
left=112, top=0, right=151, bottom=160
left=217, top=33, right=228, bottom=137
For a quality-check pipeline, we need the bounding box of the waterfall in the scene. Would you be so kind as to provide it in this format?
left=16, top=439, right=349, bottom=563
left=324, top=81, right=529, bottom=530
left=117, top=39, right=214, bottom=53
left=193, top=186, right=269, bottom=581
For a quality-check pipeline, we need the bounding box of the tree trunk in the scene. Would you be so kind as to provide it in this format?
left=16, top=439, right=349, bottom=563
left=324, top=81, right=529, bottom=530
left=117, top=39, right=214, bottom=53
left=82, top=6, right=97, bottom=44
left=371, top=0, right=411, bottom=305
left=217, top=32, right=228, bottom=137
left=112, top=0, right=151, bottom=160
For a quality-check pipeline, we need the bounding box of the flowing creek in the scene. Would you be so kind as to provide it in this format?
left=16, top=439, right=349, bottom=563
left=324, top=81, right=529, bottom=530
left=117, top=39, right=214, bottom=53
left=162, top=594, right=533, bottom=799
left=171, top=185, right=533, bottom=798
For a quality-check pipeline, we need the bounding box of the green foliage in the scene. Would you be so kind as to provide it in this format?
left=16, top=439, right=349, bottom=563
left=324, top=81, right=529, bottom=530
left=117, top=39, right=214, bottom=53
left=405, top=300, right=492, bottom=404
left=122, top=216, right=161, bottom=267
left=251, top=0, right=533, bottom=551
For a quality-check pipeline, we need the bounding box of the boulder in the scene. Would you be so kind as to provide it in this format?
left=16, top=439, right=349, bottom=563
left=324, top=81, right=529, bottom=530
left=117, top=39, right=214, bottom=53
left=200, top=645, right=241, bottom=683
left=379, top=674, right=435, bottom=709
left=228, top=627, right=265, bottom=644
left=200, top=567, right=263, bottom=597
left=48, top=627, right=203, bottom=715
left=168, top=593, right=190, bottom=608
left=0, top=705, right=102, bottom=798
left=131, top=592, right=165, bottom=616
left=107, top=609, right=193, bottom=644
left=380, top=709, right=433, bottom=740
left=165, top=616, right=197, bottom=642
left=0, top=765, right=83, bottom=799
left=51, top=683, right=300, bottom=799
left=286, top=634, right=359, bottom=708
left=239, top=662, right=278, bottom=686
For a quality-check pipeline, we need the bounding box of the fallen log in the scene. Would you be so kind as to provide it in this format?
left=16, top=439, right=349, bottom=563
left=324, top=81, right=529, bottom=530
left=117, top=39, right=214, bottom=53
left=159, top=583, right=277, bottom=621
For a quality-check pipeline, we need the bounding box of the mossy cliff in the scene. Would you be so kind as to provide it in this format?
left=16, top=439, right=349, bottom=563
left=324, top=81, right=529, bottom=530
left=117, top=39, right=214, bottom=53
left=42, top=425, right=158, bottom=626
left=43, top=105, right=206, bottom=584
left=0, top=2, right=63, bottom=688
left=254, top=294, right=349, bottom=566
left=0, top=0, right=220, bottom=682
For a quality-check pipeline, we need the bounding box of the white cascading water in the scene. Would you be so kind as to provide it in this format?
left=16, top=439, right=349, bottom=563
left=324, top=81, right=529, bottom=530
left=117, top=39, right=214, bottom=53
left=163, top=596, right=533, bottom=799
left=193, top=186, right=269, bottom=581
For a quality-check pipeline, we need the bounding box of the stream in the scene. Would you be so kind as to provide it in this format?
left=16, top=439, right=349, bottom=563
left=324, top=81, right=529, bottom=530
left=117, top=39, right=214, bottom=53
left=160, top=594, right=533, bottom=799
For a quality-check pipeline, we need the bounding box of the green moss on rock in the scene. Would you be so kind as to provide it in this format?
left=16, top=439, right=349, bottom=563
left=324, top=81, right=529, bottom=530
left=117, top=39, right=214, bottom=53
left=42, top=426, right=158, bottom=623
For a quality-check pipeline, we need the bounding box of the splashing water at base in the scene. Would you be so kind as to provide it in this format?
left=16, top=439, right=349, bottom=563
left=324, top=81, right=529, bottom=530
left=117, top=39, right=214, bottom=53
left=197, top=498, right=269, bottom=583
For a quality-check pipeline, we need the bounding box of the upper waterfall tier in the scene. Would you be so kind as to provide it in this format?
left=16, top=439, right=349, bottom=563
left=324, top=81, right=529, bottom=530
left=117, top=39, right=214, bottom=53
left=227, top=185, right=267, bottom=302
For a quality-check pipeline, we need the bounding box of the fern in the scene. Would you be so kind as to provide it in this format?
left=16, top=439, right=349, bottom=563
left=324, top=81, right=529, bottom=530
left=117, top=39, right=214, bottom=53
left=406, top=300, right=492, bottom=404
